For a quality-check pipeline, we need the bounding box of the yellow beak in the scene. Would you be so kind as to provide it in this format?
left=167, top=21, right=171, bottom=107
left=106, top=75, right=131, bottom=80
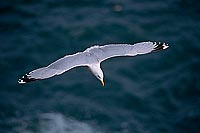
left=100, top=80, right=105, bottom=86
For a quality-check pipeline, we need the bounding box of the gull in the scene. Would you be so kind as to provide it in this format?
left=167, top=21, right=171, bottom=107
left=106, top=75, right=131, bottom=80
left=18, top=41, right=169, bottom=86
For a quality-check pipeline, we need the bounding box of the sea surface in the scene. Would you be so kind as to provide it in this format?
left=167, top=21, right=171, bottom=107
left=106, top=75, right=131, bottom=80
left=0, top=0, right=200, bottom=133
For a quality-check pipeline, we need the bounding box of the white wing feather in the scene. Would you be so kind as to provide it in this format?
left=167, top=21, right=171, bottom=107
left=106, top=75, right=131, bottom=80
left=87, top=41, right=167, bottom=61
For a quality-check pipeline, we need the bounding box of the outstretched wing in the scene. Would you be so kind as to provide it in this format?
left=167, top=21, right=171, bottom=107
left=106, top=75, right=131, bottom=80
left=18, top=52, right=96, bottom=84
left=87, top=41, right=169, bottom=62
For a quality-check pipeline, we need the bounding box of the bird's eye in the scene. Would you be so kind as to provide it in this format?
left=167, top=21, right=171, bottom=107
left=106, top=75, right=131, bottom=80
left=97, top=75, right=101, bottom=79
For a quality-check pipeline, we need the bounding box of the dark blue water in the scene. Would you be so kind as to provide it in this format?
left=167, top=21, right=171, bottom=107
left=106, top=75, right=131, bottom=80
left=0, top=0, right=200, bottom=133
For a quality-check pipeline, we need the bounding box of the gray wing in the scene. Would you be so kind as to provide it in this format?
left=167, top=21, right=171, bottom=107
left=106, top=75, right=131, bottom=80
left=18, top=52, right=98, bottom=83
left=87, top=41, right=169, bottom=62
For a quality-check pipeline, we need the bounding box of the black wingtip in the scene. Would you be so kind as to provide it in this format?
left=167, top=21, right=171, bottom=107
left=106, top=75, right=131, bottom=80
left=152, top=42, right=169, bottom=52
left=18, top=74, right=38, bottom=84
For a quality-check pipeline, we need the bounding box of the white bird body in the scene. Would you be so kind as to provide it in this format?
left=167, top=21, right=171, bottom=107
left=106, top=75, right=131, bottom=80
left=18, top=41, right=169, bottom=85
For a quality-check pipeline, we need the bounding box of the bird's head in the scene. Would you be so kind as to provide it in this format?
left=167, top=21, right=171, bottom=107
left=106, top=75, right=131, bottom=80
left=89, top=64, right=104, bottom=86
left=95, top=72, right=104, bottom=86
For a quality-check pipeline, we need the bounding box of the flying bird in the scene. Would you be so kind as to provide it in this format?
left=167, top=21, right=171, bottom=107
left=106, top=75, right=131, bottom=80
left=18, top=41, right=169, bottom=86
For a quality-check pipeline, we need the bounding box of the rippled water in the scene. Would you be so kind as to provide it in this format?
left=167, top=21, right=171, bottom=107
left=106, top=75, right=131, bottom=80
left=0, top=0, right=200, bottom=133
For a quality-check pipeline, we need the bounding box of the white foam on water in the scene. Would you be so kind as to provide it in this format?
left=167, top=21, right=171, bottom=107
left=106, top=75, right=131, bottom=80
left=15, top=113, right=102, bottom=133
